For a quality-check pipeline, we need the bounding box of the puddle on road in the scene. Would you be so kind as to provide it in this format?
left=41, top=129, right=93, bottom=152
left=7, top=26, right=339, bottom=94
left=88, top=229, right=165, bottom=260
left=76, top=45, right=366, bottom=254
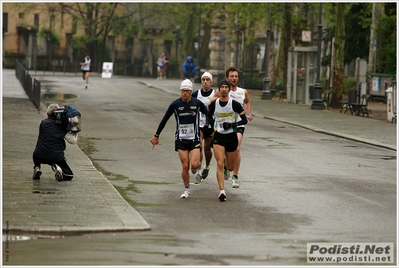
left=2, top=235, right=61, bottom=242
left=362, top=154, right=397, bottom=160
left=381, top=156, right=396, bottom=160
left=77, top=136, right=167, bottom=208
left=32, top=181, right=64, bottom=194
left=42, top=93, right=78, bottom=100
left=32, top=190, right=60, bottom=194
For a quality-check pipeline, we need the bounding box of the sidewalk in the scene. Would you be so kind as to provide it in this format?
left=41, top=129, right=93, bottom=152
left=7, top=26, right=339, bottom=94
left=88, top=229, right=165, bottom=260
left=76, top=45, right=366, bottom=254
left=138, top=77, right=396, bottom=151
left=2, top=69, right=150, bottom=235
left=2, top=70, right=396, bottom=236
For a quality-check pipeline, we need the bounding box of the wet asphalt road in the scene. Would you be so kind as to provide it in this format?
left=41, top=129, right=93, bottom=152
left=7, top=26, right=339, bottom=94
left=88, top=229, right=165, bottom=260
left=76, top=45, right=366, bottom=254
left=3, top=73, right=396, bottom=266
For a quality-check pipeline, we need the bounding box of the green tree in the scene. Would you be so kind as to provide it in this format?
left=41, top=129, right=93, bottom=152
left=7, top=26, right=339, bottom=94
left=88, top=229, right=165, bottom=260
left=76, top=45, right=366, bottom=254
left=330, top=3, right=347, bottom=108
left=376, top=3, right=396, bottom=74
left=282, top=3, right=292, bottom=91
left=181, top=4, right=197, bottom=64
left=221, top=3, right=285, bottom=87
left=143, top=3, right=199, bottom=75
left=198, top=4, right=214, bottom=69
left=273, top=4, right=286, bottom=87
left=344, top=3, right=371, bottom=64
left=367, top=3, right=381, bottom=93
left=7, top=3, right=396, bottom=89
left=59, top=3, right=139, bottom=72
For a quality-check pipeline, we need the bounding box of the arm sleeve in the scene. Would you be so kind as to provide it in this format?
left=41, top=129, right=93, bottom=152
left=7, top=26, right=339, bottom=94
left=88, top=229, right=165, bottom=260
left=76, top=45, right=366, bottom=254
left=237, top=113, right=248, bottom=126
left=206, top=101, right=215, bottom=126
left=155, top=105, right=174, bottom=136
left=232, top=100, right=247, bottom=126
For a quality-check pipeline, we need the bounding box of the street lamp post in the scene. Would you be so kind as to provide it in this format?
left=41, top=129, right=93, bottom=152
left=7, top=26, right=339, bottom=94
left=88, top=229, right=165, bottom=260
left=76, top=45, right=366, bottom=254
left=175, top=24, right=180, bottom=65
left=194, top=4, right=201, bottom=84
left=311, top=3, right=324, bottom=110
left=261, top=3, right=272, bottom=100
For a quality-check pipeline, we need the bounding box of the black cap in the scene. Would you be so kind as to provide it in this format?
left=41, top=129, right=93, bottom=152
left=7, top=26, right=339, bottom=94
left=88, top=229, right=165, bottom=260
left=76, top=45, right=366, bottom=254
left=218, top=80, right=231, bottom=91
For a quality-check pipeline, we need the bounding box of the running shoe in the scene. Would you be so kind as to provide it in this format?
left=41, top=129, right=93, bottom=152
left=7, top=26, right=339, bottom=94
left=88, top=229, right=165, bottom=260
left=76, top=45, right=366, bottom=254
left=224, top=168, right=230, bottom=180
left=51, top=164, right=63, bottom=181
left=180, top=190, right=190, bottom=198
left=194, top=173, right=202, bottom=184
left=63, top=173, right=74, bottom=181
left=232, top=176, right=240, bottom=188
left=32, top=166, right=42, bottom=180
left=191, top=168, right=197, bottom=175
left=201, top=167, right=210, bottom=180
left=218, top=190, right=226, bottom=202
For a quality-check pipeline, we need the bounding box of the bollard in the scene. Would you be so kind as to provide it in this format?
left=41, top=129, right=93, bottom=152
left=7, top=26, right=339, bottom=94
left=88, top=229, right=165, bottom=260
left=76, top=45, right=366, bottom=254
left=385, top=87, right=395, bottom=123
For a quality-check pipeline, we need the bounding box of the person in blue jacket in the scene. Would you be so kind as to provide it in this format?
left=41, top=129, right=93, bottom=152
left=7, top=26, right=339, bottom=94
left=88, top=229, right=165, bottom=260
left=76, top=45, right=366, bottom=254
left=182, top=55, right=196, bottom=82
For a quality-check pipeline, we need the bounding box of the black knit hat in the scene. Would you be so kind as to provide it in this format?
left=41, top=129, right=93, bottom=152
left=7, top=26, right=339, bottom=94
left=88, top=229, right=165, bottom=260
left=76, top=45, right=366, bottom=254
left=218, top=80, right=231, bottom=91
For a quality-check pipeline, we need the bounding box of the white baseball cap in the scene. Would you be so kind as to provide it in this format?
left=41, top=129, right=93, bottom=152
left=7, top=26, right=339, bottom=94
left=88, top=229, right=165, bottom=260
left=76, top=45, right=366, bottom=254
left=201, top=72, right=213, bottom=82
left=180, top=79, right=193, bottom=91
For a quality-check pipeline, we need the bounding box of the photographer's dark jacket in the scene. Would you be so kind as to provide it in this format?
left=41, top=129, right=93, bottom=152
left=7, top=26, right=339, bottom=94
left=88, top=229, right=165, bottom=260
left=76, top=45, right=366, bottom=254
left=33, top=116, right=67, bottom=161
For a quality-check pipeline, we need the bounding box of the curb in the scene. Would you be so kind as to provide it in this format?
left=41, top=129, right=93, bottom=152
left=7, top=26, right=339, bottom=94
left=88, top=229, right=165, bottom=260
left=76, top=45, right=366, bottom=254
left=264, top=116, right=396, bottom=152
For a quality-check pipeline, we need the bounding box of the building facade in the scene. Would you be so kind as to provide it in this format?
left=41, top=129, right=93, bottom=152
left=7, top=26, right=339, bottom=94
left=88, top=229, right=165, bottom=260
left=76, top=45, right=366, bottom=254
left=2, top=3, right=178, bottom=77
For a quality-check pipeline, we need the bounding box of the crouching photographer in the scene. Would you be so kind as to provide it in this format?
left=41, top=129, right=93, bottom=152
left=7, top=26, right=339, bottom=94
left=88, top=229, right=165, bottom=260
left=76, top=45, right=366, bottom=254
left=32, top=103, right=81, bottom=181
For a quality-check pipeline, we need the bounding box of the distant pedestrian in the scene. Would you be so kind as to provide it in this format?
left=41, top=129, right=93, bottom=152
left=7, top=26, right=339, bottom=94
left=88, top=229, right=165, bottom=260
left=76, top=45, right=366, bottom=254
left=162, top=52, right=169, bottom=79
left=182, top=55, right=196, bottom=82
left=156, top=53, right=165, bottom=80
left=191, top=72, right=215, bottom=184
left=32, top=103, right=75, bottom=181
left=150, top=79, right=208, bottom=199
left=80, top=53, right=92, bottom=89
left=206, top=80, right=247, bottom=201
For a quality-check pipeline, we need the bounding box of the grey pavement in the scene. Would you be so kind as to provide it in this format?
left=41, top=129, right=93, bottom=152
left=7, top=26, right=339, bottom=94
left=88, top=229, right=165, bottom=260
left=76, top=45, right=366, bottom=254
left=2, top=69, right=396, bottom=236
left=138, top=77, right=396, bottom=151
left=2, top=69, right=150, bottom=235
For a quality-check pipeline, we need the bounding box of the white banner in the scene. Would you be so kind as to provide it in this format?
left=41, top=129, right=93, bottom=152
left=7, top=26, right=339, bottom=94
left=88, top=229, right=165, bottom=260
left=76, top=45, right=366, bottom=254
left=101, top=62, right=113, bottom=78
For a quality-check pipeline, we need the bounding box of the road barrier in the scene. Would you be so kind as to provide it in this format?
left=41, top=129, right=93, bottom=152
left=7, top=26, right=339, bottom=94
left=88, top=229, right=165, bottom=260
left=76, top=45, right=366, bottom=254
left=15, top=60, right=41, bottom=110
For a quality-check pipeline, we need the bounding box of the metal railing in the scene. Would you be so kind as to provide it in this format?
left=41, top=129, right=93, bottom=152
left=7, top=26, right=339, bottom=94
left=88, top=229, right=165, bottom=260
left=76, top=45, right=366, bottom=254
left=15, top=60, right=41, bottom=110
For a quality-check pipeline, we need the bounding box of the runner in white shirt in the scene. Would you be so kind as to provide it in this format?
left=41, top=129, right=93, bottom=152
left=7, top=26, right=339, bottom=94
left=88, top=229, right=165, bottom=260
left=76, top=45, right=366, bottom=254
left=191, top=72, right=215, bottom=184
left=211, top=67, right=253, bottom=188
left=80, top=53, right=92, bottom=89
left=225, top=67, right=253, bottom=188
left=206, top=80, right=247, bottom=201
